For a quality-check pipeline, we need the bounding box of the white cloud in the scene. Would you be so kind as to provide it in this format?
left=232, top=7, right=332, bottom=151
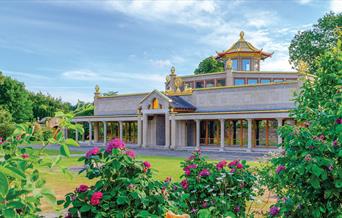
left=330, top=0, right=342, bottom=13
left=3, top=70, right=50, bottom=80
left=245, top=11, right=278, bottom=28
left=149, top=59, right=172, bottom=68
left=295, top=0, right=313, bottom=5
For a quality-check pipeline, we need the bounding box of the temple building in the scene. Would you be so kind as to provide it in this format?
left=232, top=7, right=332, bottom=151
left=73, top=32, right=304, bottom=152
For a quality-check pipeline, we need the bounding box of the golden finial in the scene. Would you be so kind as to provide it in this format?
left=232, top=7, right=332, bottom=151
left=226, top=58, right=232, bottom=70
left=240, top=31, right=244, bottom=40
left=297, top=60, right=309, bottom=74
left=95, top=84, right=100, bottom=93
left=170, top=66, right=176, bottom=75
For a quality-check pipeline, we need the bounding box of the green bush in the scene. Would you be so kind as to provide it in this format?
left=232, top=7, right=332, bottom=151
left=259, top=38, right=342, bottom=217
left=0, top=112, right=82, bottom=217
left=172, top=150, right=256, bottom=217
left=62, top=138, right=176, bottom=218
left=0, top=107, right=15, bottom=139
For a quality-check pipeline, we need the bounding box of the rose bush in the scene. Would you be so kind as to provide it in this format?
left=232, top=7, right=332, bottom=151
left=259, top=37, right=342, bottom=217
left=0, top=112, right=81, bottom=217
left=62, top=138, right=177, bottom=218
left=171, top=150, right=256, bottom=217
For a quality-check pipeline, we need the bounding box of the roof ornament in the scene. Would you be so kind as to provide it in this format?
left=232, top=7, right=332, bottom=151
left=94, top=84, right=101, bottom=98
left=297, top=60, right=309, bottom=74
left=170, top=66, right=176, bottom=75
left=239, top=31, right=245, bottom=40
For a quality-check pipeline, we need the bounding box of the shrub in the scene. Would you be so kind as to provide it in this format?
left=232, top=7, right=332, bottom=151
left=172, top=150, right=256, bottom=217
left=259, top=38, right=342, bottom=217
left=62, top=138, right=176, bottom=218
left=0, top=107, right=15, bottom=139
left=0, top=112, right=81, bottom=217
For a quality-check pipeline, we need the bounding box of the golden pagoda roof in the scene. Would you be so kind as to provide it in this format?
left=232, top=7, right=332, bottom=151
left=216, top=31, right=272, bottom=60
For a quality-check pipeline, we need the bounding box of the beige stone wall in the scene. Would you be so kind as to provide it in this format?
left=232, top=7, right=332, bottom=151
left=94, top=94, right=147, bottom=116
left=181, top=82, right=298, bottom=112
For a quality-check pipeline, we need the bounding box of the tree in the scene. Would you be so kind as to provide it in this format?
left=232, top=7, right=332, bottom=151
left=0, top=107, right=15, bottom=138
left=194, top=57, right=224, bottom=74
left=0, top=72, right=33, bottom=123
left=30, top=91, right=73, bottom=120
left=102, top=91, right=118, bottom=96
left=289, top=12, right=342, bottom=73
left=260, top=37, right=342, bottom=217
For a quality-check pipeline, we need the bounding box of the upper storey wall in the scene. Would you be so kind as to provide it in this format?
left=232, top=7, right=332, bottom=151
left=180, top=82, right=299, bottom=112
left=94, top=93, right=147, bottom=116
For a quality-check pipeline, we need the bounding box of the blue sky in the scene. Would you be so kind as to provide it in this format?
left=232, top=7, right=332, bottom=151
left=0, top=0, right=340, bottom=104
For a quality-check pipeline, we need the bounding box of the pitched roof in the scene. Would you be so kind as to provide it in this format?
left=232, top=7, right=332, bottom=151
left=216, top=31, right=272, bottom=60
left=168, top=96, right=196, bottom=111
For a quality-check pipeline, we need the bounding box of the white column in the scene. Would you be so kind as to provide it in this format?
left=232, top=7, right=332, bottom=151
left=103, top=121, right=107, bottom=146
left=247, top=119, right=252, bottom=152
left=137, top=116, right=142, bottom=147
left=75, top=122, right=79, bottom=143
left=119, top=121, right=123, bottom=141
left=220, top=119, right=225, bottom=151
left=171, top=115, right=176, bottom=149
left=142, top=114, right=148, bottom=148
left=277, top=118, right=283, bottom=144
left=195, top=119, right=200, bottom=149
left=88, top=122, right=93, bottom=145
left=165, top=113, right=170, bottom=148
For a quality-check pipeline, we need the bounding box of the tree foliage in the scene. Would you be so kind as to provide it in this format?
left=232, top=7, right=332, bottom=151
left=30, top=91, right=73, bottom=120
left=194, top=57, right=224, bottom=75
left=0, top=107, right=15, bottom=138
left=0, top=72, right=33, bottom=123
left=289, top=12, right=342, bottom=73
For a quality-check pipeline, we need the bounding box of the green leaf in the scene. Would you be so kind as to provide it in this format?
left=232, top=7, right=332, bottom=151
left=198, top=209, right=211, bottom=218
left=0, top=166, right=25, bottom=180
left=310, top=176, right=320, bottom=189
left=60, top=144, right=70, bottom=157
left=311, top=164, right=323, bottom=177
left=3, top=208, right=15, bottom=218
left=0, top=172, right=9, bottom=197
left=41, top=188, right=56, bottom=205
left=116, top=196, right=129, bottom=205
left=65, top=138, right=79, bottom=147
left=80, top=204, right=91, bottom=212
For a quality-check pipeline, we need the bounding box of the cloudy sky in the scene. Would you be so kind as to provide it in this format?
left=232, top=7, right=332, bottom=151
left=0, top=0, right=340, bottom=103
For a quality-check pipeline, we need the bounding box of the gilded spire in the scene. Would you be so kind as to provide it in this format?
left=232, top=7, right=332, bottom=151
left=239, top=31, right=245, bottom=40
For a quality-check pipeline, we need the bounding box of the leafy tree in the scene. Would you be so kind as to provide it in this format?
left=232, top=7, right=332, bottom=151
left=260, top=37, right=342, bottom=217
left=289, top=12, right=342, bottom=73
left=29, top=91, right=73, bottom=120
left=0, top=72, right=33, bottom=123
left=102, top=91, right=118, bottom=96
left=0, top=107, right=15, bottom=138
left=194, top=57, right=224, bottom=74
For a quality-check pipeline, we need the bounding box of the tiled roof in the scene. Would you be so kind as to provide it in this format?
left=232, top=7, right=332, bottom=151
left=168, top=96, right=196, bottom=110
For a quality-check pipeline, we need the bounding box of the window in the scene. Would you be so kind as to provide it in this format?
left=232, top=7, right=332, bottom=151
left=232, top=59, right=238, bottom=70
left=273, top=79, right=284, bottom=83
left=184, top=82, right=193, bottom=89
left=195, top=81, right=204, bottom=88
left=152, top=98, right=160, bottom=109
left=247, top=79, right=258, bottom=85
left=216, top=79, right=226, bottom=87
left=206, top=80, right=215, bottom=88
left=234, top=79, right=245, bottom=85
left=260, top=79, right=271, bottom=84
left=242, top=59, right=251, bottom=71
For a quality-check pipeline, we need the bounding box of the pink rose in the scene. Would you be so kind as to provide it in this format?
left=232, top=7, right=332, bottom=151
left=90, top=192, right=103, bottom=206
left=21, top=154, right=29, bottom=159
left=276, top=165, right=286, bottom=174
left=125, top=150, right=136, bottom=158
left=85, top=147, right=99, bottom=158
left=216, top=160, right=227, bottom=170
left=180, top=179, right=188, bottom=189
left=106, top=138, right=125, bottom=153
left=77, top=184, right=88, bottom=192
left=236, top=163, right=244, bottom=169
left=143, top=161, right=151, bottom=169
left=228, top=160, right=238, bottom=168
left=199, top=169, right=210, bottom=177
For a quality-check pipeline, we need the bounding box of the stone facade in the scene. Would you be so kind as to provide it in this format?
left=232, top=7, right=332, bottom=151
left=73, top=32, right=303, bottom=152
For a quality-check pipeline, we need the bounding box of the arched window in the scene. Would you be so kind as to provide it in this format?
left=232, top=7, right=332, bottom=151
left=152, top=98, right=160, bottom=109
